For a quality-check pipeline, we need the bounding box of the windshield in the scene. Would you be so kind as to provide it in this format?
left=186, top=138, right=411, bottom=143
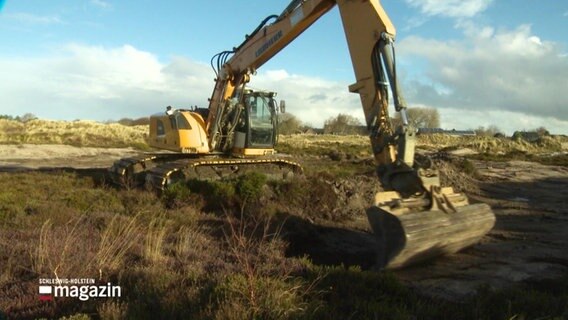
left=246, top=94, right=275, bottom=146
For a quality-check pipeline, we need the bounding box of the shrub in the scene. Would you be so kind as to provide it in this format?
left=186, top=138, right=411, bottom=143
left=162, top=182, right=192, bottom=208
left=210, top=180, right=237, bottom=203
left=460, top=159, right=478, bottom=177
left=212, top=274, right=308, bottom=320
left=186, top=178, right=236, bottom=210
left=235, top=172, right=267, bottom=201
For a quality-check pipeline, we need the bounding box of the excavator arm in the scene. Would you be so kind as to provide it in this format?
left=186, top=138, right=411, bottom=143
left=206, top=0, right=495, bottom=269
left=207, top=0, right=417, bottom=192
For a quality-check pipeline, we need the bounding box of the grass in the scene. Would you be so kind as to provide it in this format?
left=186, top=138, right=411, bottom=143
left=419, top=134, right=565, bottom=154
left=1, top=119, right=565, bottom=157
left=0, top=119, right=148, bottom=149
left=93, top=213, right=142, bottom=273
left=1, top=122, right=567, bottom=318
left=279, top=133, right=567, bottom=160
left=143, top=218, right=169, bottom=265
left=278, top=134, right=371, bottom=160
left=0, top=171, right=566, bottom=319
left=467, top=150, right=568, bottom=166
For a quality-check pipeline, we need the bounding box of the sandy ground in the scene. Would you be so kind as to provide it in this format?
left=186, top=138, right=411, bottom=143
left=0, top=144, right=140, bottom=170
left=1, top=144, right=567, bottom=300
left=394, top=159, right=568, bottom=299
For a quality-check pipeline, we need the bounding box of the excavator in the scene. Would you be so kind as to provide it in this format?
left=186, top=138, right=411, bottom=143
left=110, top=0, right=495, bottom=269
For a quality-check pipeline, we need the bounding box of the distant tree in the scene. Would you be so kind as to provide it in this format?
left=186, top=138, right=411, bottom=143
left=117, top=117, right=151, bottom=126
left=117, top=118, right=133, bottom=126
left=323, top=113, right=361, bottom=134
left=300, top=122, right=314, bottom=132
left=475, top=125, right=502, bottom=137
left=4, top=113, right=38, bottom=122
left=512, top=131, right=522, bottom=140
left=392, top=107, right=440, bottom=129
left=278, top=113, right=302, bottom=135
left=535, top=126, right=550, bottom=136
left=131, top=117, right=151, bottom=126
left=20, top=113, right=38, bottom=123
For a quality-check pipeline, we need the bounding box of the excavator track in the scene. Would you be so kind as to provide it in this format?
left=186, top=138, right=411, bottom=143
left=109, top=154, right=184, bottom=187
left=109, top=154, right=303, bottom=191
left=145, top=157, right=303, bottom=191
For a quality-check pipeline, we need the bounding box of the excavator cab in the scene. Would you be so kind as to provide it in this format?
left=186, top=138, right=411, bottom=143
left=232, top=89, right=278, bottom=156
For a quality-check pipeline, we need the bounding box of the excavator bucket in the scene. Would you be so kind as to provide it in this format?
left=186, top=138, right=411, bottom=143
left=367, top=188, right=495, bottom=269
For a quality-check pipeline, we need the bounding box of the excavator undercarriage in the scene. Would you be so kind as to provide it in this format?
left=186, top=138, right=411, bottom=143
left=109, top=154, right=302, bottom=191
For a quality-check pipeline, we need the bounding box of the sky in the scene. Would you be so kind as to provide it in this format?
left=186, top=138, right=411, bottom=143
left=0, top=0, right=567, bottom=134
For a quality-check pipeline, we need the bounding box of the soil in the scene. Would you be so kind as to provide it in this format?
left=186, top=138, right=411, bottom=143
left=1, top=144, right=567, bottom=301
left=396, top=158, right=568, bottom=300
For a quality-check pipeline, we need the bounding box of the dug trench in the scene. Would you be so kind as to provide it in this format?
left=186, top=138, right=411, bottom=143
left=1, top=150, right=567, bottom=303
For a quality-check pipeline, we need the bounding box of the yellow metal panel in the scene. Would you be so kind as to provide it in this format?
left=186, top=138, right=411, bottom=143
left=148, top=111, right=209, bottom=153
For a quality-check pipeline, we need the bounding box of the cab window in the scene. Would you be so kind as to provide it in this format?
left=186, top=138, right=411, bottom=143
left=247, top=95, right=274, bottom=146
left=175, top=114, right=192, bottom=130
left=156, top=120, right=165, bottom=136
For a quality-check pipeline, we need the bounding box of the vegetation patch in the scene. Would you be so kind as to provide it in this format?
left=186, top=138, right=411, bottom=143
left=0, top=119, right=149, bottom=149
left=467, top=150, right=568, bottom=166
left=0, top=170, right=567, bottom=319
left=1, top=119, right=568, bottom=318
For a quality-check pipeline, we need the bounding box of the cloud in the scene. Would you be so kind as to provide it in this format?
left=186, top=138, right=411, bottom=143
left=423, top=106, right=568, bottom=135
left=249, top=70, right=362, bottom=127
left=5, top=12, right=63, bottom=24
left=1, top=43, right=566, bottom=134
left=402, top=16, right=429, bottom=31
left=0, top=44, right=363, bottom=127
left=563, top=11, right=568, bottom=17
left=405, top=0, right=493, bottom=18
left=0, top=44, right=212, bottom=121
left=397, top=24, right=568, bottom=133
left=90, top=0, right=111, bottom=9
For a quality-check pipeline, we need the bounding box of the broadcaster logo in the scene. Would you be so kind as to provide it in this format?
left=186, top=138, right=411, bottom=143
left=38, top=278, right=121, bottom=301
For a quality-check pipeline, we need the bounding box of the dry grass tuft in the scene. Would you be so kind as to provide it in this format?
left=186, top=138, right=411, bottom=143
left=97, top=301, right=128, bottom=320
left=91, top=214, right=141, bottom=274
left=32, top=219, right=53, bottom=275
left=143, top=218, right=169, bottom=266
left=213, top=215, right=316, bottom=319
left=31, top=216, right=99, bottom=279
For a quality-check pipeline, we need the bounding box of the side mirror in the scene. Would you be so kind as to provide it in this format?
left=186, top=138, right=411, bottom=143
left=280, top=100, right=286, bottom=113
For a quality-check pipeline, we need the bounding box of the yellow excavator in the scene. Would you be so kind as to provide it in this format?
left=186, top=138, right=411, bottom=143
left=110, top=0, right=495, bottom=269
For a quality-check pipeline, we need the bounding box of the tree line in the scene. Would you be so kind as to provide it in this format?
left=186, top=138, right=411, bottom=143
left=0, top=113, right=38, bottom=123
left=279, top=107, right=441, bottom=135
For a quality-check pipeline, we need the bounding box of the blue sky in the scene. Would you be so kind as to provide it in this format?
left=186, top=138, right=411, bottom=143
left=0, top=0, right=567, bottom=134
